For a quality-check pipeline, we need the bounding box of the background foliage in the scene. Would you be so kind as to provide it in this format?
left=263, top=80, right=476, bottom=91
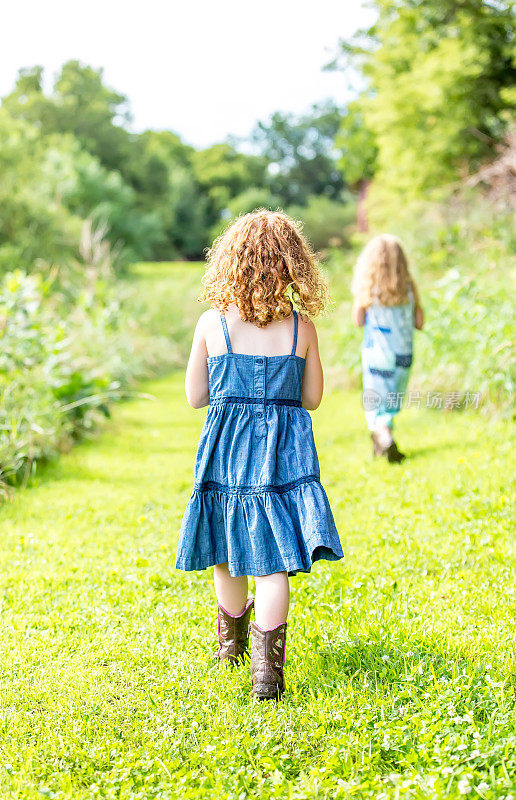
left=2, top=1, right=513, bottom=264
left=0, top=66, right=356, bottom=269
left=0, top=0, right=514, bottom=490
left=0, top=235, right=195, bottom=493
left=329, top=0, right=515, bottom=215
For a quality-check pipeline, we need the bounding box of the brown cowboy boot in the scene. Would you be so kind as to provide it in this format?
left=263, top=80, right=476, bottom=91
left=371, top=432, right=406, bottom=462
left=217, top=597, right=254, bottom=664
left=386, top=440, right=406, bottom=463
left=250, top=621, right=287, bottom=700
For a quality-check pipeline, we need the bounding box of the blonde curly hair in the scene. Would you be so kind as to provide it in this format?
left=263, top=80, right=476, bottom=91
left=199, top=209, right=329, bottom=326
left=352, top=234, right=415, bottom=308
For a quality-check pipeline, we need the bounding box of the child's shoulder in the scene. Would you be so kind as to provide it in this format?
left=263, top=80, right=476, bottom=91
left=196, top=308, right=221, bottom=332
left=296, top=313, right=319, bottom=349
left=297, top=312, right=316, bottom=330
left=193, top=309, right=226, bottom=349
left=297, top=311, right=311, bottom=324
left=195, top=309, right=229, bottom=356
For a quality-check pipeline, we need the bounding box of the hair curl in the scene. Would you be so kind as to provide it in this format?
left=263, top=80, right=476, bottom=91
left=199, top=209, right=329, bottom=326
left=352, top=234, right=414, bottom=307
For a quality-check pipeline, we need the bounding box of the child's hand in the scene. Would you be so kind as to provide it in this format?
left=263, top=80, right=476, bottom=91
left=415, top=305, right=424, bottom=330
left=352, top=302, right=366, bottom=327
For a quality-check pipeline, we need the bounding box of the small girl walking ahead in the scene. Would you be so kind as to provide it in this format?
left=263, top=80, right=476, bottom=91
left=176, top=210, right=343, bottom=700
left=352, top=234, right=424, bottom=462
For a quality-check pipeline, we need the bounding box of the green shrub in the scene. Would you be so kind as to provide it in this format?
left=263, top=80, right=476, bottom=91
left=0, top=269, right=114, bottom=487
left=0, top=253, right=192, bottom=491
left=288, top=195, right=356, bottom=252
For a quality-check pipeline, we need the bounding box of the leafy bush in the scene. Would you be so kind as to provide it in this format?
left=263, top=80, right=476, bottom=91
left=0, top=247, right=188, bottom=492
left=0, top=269, right=115, bottom=488
left=211, top=194, right=357, bottom=252
left=288, top=194, right=356, bottom=252
left=0, top=108, right=165, bottom=275
left=209, top=188, right=282, bottom=241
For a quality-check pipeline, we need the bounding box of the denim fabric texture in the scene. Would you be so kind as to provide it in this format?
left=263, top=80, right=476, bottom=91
left=362, top=297, right=415, bottom=430
left=176, top=311, right=343, bottom=577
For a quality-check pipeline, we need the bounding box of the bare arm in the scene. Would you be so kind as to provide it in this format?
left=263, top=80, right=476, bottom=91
left=352, top=300, right=366, bottom=327
left=301, top=321, right=324, bottom=410
left=411, top=280, right=424, bottom=330
left=185, top=314, right=210, bottom=409
left=414, top=305, right=424, bottom=330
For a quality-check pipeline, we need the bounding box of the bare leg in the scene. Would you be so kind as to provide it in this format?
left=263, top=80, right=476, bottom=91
left=375, top=423, right=393, bottom=449
left=254, top=571, right=290, bottom=630
left=214, top=562, right=248, bottom=615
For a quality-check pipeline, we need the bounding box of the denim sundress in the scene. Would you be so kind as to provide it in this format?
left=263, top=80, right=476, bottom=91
left=176, top=311, right=343, bottom=577
left=362, top=295, right=414, bottom=430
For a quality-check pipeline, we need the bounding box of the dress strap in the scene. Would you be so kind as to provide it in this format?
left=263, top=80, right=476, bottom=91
left=291, top=310, right=298, bottom=356
left=220, top=314, right=233, bottom=354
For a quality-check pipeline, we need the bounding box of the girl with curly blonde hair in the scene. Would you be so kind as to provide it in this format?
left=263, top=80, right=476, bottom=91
left=176, top=210, right=343, bottom=701
left=352, top=234, right=424, bottom=462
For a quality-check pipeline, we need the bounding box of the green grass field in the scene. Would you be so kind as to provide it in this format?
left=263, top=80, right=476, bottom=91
left=0, top=355, right=514, bottom=797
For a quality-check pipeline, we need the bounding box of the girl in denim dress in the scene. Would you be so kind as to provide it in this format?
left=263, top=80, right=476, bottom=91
left=176, top=210, right=343, bottom=700
left=352, top=234, right=424, bottom=462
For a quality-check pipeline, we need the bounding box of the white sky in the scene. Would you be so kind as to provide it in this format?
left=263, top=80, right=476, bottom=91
left=1, top=0, right=374, bottom=149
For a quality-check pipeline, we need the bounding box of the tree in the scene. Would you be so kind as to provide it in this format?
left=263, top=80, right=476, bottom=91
left=2, top=65, right=213, bottom=261
left=0, top=109, right=81, bottom=273
left=4, top=62, right=133, bottom=175
left=252, top=102, right=346, bottom=206
left=331, top=0, right=516, bottom=199
left=335, top=101, right=377, bottom=187
left=192, top=143, right=268, bottom=226
left=287, top=194, right=355, bottom=251
left=1, top=66, right=54, bottom=130
left=125, top=131, right=210, bottom=259
left=51, top=61, right=132, bottom=174
left=45, top=137, right=164, bottom=265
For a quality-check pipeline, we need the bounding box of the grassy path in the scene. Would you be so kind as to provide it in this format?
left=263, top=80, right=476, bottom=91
left=0, top=371, right=514, bottom=799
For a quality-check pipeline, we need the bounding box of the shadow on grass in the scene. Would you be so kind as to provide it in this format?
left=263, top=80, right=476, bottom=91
left=405, top=436, right=481, bottom=459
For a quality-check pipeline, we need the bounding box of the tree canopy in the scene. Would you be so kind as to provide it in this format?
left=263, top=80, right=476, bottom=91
left=251, top=102, right=345, bottom=206
left=1, top=1, right=514, bottom=274
left=330, top=0, right=516, bottom=200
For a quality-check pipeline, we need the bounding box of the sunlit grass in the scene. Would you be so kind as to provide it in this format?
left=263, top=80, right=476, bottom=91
left=123, top=261, right=205, bottom=364
left=0, top=369, right=514, bottom=798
